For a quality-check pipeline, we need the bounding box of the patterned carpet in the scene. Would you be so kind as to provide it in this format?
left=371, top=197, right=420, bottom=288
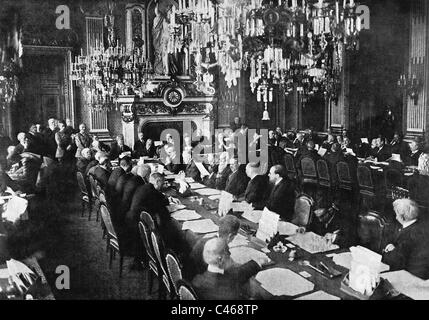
left=37, top=188, right=157, bottom=300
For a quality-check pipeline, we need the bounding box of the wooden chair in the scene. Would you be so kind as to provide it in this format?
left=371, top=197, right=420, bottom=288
left=88, top=175, right=100, bottom=221
left=177, top=279, right=198, bottom=300
left=300, top=157, right=318, bottom=185
left=165, top=250, right=183, bottom=299
left=283, top=153, right=297, bottom=180
left=138, top=212, right=159, bottom=297
left=316, top=159, right=331, bottom=188
left=357, top=165, right=377, bottom=210
left=357, top=211, right=387, bottom=254
left=151, top=230, right=172, bottom=299
left=100, top=204, right=125, bottom=277
left=384, top=168, right=403, bottom=200
left=291, top=193, right=314, bottom=228
left=336, top=161, right=353, bottom=191
left=76, top=172, right=90, bottom=217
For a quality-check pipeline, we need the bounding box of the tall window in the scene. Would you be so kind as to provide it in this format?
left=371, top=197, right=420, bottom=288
left=85, top=17, right=104, bottom=55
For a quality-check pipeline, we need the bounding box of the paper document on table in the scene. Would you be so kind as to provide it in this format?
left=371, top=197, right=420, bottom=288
left=182, top=219, right=219, bottom=234
left=185, top=177, right=195, bottom=183
left=256, top=268, right=314, bottom=297
left=231, top=201, right=252, bottom=212
left=208, top=194, right=221, bottom=200
left=218, top=191, right=234, bottom=217
left=318, top=147, right=327, bottom=157
left=361, top=138, right=369, bottom=144
left=295, top=290, right=340, bottom=300
left=278, top=221, right=299, bottom=236
left=332, top=251, right=390, bottom=272
left=189, top=182, right=206, bottom=189
left=230, top=247, right=270, bottom=265
left=228, top=234, right=250, bottom=248
left=203, top=232, right=218, bottom=239
left=194, top=188, right=221, bottom=196
left=195, top=162, right=210, bottom=178
left=256, top=208, right=280, bottom=242
left=286, top=232, right=339, bottom=254
left=390, top=154, right=402, bottom=162
left=242, top=210, right=263, bottom=224
left=171, top=209, right=201, bottom=221
left=167, top=203, right=186, bottom=213
left=381, top=270, right=429, bottom=300
left=346, top=148, right=355, bottom=156
left=154, top=141, right=163, bottom=147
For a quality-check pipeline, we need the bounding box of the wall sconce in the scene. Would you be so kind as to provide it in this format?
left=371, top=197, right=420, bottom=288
left=398, top=73, right=423, bottom=105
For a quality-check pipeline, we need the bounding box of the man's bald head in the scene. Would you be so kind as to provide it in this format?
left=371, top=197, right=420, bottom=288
left=203, top=237, right=228, bottom=267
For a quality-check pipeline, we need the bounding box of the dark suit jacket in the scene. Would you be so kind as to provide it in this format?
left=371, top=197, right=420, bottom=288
left=107, top=167, right=125, bottom=198
left=215, top=166, right=232, bottom=190
left=245, top=175, right=269, bottom=210
left=390, top=140, right=410, bottom=160
left=119, top=175, right=144, bottom=218
left=405, top=150, right=423, bottom=167
left=266, top=178, right=296, bottom=221
left=192, top=261, right=261, bottom=300
left=225, top=168, right=249, bottom=197
left=375, top=145, right=392, bottom=162
left=133, top=140, right=146, bottom=158
left=14, top=152, right=42, bottom=193
left=324, top=151, right=344, bottom=184
left=109, top=143, right=132, bottom=160
left=310, top=210, right=354, bottom=248
left=85, top=160, right=99, bottom=177
left=382, top=220, right=429, bottom=280
left=93, top=166, right=110, bottom=190
left=185, top=160, right=202, bottom=182
left=76, top=158, right=90, bottom=174
left=408, top=174, right=429, bottom=207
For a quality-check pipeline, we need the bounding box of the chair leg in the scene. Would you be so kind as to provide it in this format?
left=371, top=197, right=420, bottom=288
left=119, top=253, right=124, bottom=278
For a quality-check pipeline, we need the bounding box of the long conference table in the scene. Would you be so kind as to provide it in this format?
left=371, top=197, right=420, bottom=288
left=161, top=171, right=410, bottom=300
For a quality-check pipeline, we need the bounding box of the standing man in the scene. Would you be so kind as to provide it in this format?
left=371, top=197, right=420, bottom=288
left=55, top=120, right=73, bottom=164
left=75, top=123, right=92, bottom=159
left=133, top=132, right=146, bottom=158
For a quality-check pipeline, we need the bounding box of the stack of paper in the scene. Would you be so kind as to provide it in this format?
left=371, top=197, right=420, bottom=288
left=189, top=182, right=207, bottom=190
left=182, top=219, right=219, bottom=234
left=228, top=234, right=250, bottom=248
left=278, top=221, right=299, bottom=236
left=256, top=268, right=314, bottom=296
left=167, top=203, right=186, bottom=213
left=230, top=247, right=270, bottom=265
left=331, top=251, right=390, bottom=273
left=242, top=210, right=263, bottom=224
left=171, top=209, right=201, bottom=221
left=294, top=290, right=340, bottom=300
left=382, top=270, right=429, bottom=300
left=286, top=232, right=339, bottom=254
left=256, top=208, right=280, bottom=242
left=194, top=188, right=221, bottom=196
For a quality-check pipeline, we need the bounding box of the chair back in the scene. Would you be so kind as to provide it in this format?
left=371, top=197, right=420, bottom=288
left=151, top=230, right=171, bottom=294
left=283, top=153, right=297, bottom=179
left=89, top=175, right=99, bottom=200
left=76, top=172, right=89, bottom=196
left=357, top=165, right=375, bottom=193
left=384, top=169, right=403, bottom=198
left=316, top=159, right=331, bottom=187
left=166, top=251, right=183, bottom=296
left=336, top=161, right=352, bottom=190
left=391, top=186, right=410, bottom=201
left=100, top=204, right=117, bottom=240
left=357, top=211, right=387, bottom=253
left=177, top=279, right=198, bottom=300
left=291, top=193, right=314, bottom=227
left=140, top=210, right=156, bottom=231
left=138, top=220, right=158, bottom=271
left=301, top=157, right=318, bottom=184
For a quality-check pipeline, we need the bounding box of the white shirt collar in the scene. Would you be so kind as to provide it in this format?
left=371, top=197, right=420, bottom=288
left=402, top=219, right=417, bottom=229
left=207, top=264, right=224, bottom=274
left=275, top=177, right=283, bottom=185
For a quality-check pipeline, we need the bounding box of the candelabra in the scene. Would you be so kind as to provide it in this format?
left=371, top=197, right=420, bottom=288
left=398, top=74, right=423, bottom=106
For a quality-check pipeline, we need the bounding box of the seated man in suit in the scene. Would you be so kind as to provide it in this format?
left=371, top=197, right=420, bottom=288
left=186, top=215, right=240, bottom=279
left=405, top=137, right=423, bottom=167
left=107, top=156, right=131, bottom=200
left=382, top=199, right=429, bottom=279
left=111, top=168, right=134, bottom=217
left=13, top=138, right=43, bottom=194
left=407, top=153, right=429, bottom=209
left=133, top=132, right=146, bottom=158
left=109, top=134, right=132, bottom=160
left=323, top=143, right=344, bottom=186
left=321, top=134, right=335, bottom=151
left=141, top=138, right=157, bottom=158
left=295, top=140, right=320, bottom=168
left=244, top=162, right=269, bottom=210
left=76, top=148, right=92, bottom=174
left=202, top=154, right=218, bottom=188
left=266, top=165, right=296, bottom=221
left=86, top=151, right=106, bottom=177
left=215, top=152, right=232, bottom=190
left=374, top=137, right=392, bottom=162
left=310, top=203, right=354, bottom=248
left=390, top=132, right=410, bottom=161
left=163, top=145, right=184, bottom=174
left=192, top=237, right=270, bottom=300
left=225, top=158, right=249, bottom=199
left=93, top=155, right=111, bottom=190
left=183, top=149, right=202, bottom=182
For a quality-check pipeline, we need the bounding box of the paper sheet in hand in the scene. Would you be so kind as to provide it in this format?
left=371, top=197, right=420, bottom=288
left=391, top=153, right=402, bottom=162
left=167, top=203, right=186, bottom=213
left=295, top=290, right=340, bottom=300
left=318, top=147, right=327, bottom=157
left=230, top=247, right=270, bottom=265
left=218, top=191, right=234, bottom=217
left=189, top=182, right=207, bottom=190
left=242, top=210, right=263, bottom=224
left=195, top=162, right=210, bottom=177
left=256, top=268, right=314, bottom=296
left=278, top=221, right=299, bottom=236
left=228, top=234, right=250, bottom=248
left=171, top=209, right=201, bottom=221
left=286, top=232, right=339, bottom=254
left=182, top=219, right=219, bottom=234
left=381, top=270, right=429, bottom=300
left=194, top=188, right=221, bottom=196
left=256, top=208, right=280, bottom=242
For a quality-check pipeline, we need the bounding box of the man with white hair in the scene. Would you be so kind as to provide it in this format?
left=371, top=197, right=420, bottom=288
left=76, top=148, right=92, bottom=174
left=192, top=237, right=270, bottom=300
left=43, top=118, right=58, bottom=158
left=215, top=152, right=232, bottom=190
left=382, top=199, right=429, bottom=279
